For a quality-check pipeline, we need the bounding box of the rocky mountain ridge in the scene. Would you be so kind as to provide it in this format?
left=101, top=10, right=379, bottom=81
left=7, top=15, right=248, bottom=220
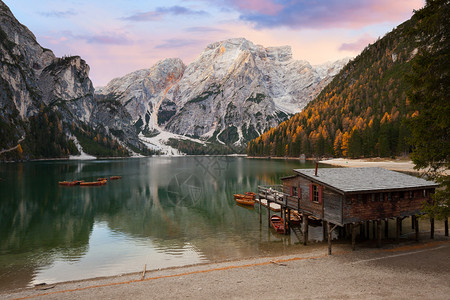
left=0, top=0, right=348, bottom=158
left=0, top=0, right=146, bottom=159
left=97, top=38, right=349, bottom=148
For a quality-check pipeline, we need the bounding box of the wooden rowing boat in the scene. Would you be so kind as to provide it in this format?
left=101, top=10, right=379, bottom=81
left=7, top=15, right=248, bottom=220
left=97, top=178, right=108, bottom=181
left=290, top=212, right=301, bottom=225
left=270, top=215, right=287, bottom=233
left=58, top=180, right=83, bottom=186
left=245, top=192, right=256, bottom=199
left=110, top=176, right=122, bottom=180
left=80, top=180, right=107, bottom=186
left=234, top=194, right=256, bottom=206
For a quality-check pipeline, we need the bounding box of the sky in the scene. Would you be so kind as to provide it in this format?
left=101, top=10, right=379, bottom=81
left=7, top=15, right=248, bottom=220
left=4, top=0, right=425, bottom=87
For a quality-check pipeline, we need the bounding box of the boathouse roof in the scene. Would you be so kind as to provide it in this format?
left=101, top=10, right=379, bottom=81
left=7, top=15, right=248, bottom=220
left=292, top=167, right=438, bottom=194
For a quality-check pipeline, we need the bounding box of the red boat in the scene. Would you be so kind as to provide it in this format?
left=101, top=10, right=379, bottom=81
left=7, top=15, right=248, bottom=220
left=97, top=178, right=108, bottom=181
left=58, top=180, right=83, bottom=186
left=245, top=192, right=256, bottom=199
left=270, top=215, right=287, bottom=233
left=290, top=212, right=302, bottom=225
left=110, top=176, right=122, bottom=180
left=80, top=180, right=107, bottom=186
left=234, top=194, right=256, bottom=206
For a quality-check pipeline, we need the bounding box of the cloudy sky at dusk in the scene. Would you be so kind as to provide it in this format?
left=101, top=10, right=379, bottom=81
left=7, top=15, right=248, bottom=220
left=4, top=0, right=425, bottom=86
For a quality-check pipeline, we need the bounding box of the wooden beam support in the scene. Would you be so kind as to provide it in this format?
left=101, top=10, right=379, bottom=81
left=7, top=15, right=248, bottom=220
left=259, top=191, right=262, bottom=224
left=430, top=217, right=434, bottom=239
left=372, top=220, right=376, bottom=239
left=267, top=200, right=271, bottom=228
left=384, top=219, right=389, bottom=238
left=366, top=221, right=370, bottom=239
left=411, top=215, right=415, bottom=229
left=360, top=222, right=365, bottom=239
left=396, top=217, right=401, bottom=242
left=445, top=218, right=449, bottom=237
left=323, top=220, right=328, bottom=242
left=376, top=220, right=382, bottom=248
left=415, top=216, right=419, bottom=242
left=351, top=223, right=356, bottom=251
left=328, top=224, right=338, bottom=255
left=302, top=214, right=309, bottom=245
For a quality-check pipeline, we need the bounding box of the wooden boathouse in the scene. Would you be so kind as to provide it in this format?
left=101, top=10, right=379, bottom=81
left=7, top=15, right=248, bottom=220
left=258, top=167, right=440, bottom=254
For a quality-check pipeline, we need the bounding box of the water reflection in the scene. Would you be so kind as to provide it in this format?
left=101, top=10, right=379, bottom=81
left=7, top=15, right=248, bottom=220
left=0, top=157, right=315, bottom=291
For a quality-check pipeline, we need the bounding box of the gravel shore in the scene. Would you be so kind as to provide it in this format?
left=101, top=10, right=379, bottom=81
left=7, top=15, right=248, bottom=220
left=4, top=236, right=449, bottom=300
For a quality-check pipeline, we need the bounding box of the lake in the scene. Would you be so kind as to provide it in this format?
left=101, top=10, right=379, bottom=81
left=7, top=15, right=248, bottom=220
left=0, top=156, right=324, bottom=291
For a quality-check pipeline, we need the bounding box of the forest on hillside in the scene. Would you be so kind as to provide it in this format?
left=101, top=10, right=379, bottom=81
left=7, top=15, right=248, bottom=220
left=247, top=3, right=437, bottom=159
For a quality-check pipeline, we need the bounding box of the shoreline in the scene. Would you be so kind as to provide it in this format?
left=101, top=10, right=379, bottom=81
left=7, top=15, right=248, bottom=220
left=3, top=236, right=450, bottom=299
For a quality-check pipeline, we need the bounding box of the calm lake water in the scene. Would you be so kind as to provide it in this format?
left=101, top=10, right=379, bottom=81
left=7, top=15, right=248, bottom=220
left=0, top=156, right=324, bottom=291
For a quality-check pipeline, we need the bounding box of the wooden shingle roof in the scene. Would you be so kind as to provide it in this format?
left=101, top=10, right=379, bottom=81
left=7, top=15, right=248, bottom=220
left=293, top=167, right=438, bottom=194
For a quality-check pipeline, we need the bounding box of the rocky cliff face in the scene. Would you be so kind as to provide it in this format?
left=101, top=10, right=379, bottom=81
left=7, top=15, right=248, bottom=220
left=0, top=0, right=143, bottom=155
left=97, top=38, right=348, bottom=146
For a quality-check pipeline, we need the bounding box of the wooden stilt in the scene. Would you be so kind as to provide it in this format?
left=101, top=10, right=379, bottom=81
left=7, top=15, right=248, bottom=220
left=376, top=220, right=382, bottom=248
left=323, top=220, right=328, bottom=241
left=445, top=218, right=449, bottom=236
left=360, top=222, right=365, bottom=239
left=267, top=200, right=271, bottom=228
left=351, top=223, right=356, bottom=251
left=384, top=219, right=389, bottom=238
left=430, top=217, right=434, bottom=239
left=259, top=191, right=262, bottom=224
left=287, top=209, right=291, bottom=234
left=302, top=214, right=309, bottom=245
left=366, top=221, right=370, bottom=239
left=399, top=218, right=403, bottom=235
left=396, top=217, right=400, bottom=242
left=372, top=220, right=376, bottom=239
left=411, top=215, right=415, bottom=229
left=327, top=222, right=332, bottom=255
left=415, top=216, right=419, bottom=241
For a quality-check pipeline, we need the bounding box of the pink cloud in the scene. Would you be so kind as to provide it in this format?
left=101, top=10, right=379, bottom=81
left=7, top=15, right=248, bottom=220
left=339, top=34, right=376, bottom=52
left=230, top=0, right=284, bottom=15
left=236, top=0, right=424, bottom=29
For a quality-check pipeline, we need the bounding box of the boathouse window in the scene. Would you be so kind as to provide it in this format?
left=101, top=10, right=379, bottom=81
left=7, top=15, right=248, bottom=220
left=371, top=193, right=376, bottom=202
left=309, top=184, right=322, bottom=203
left=292, top=186, right=298, bottom=197
left=388, top=192, right=392, bottom=201
left=409, top=191, right=413, bottom=199
left=379, top=192, right=383, bottom=201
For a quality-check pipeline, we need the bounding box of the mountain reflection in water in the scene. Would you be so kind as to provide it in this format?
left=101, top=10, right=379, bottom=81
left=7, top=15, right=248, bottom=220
left=0, top=157, right=319, bottom=291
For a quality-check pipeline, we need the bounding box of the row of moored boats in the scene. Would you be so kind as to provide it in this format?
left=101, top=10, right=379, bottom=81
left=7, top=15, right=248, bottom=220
left=233, top=191, right=304, bottom=234
left=58, top=176, right=121, bottom=186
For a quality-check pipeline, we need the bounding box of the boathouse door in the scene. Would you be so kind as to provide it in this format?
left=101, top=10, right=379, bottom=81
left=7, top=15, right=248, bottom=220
left=323, top=193, right=343, bottom=225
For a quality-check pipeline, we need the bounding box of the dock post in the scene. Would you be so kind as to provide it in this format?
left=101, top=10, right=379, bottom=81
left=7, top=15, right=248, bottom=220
left=376, top=220, right=382, bottom=248
left=327, top=222, right=332, bottom=255
left=351, top=223, right=356, bottom=251
left=384, top=219, right=389, bottom=238
left=267, top=201, right=271, bottom=228
left=302, top=214, right=309, bottom=245
left=258, top=188, right=262, bottom=224
left=323, top=220, right=328, bottom=241
left=411, top=215, right=415, bottom=229
left=430, top=217, right=434, bottom=239
left=287, top=209, right=291, bottom=234
left=366, top=221, right=370, bottom=239
left=372, top=220, right=376, bottom=239
left=445, top=217, right=449, bottom=236
left=360, top=222, right=365, bottom=239
left=396, top=217, right=401, bottom=242
left=415, top=216, right=419, bottom=241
